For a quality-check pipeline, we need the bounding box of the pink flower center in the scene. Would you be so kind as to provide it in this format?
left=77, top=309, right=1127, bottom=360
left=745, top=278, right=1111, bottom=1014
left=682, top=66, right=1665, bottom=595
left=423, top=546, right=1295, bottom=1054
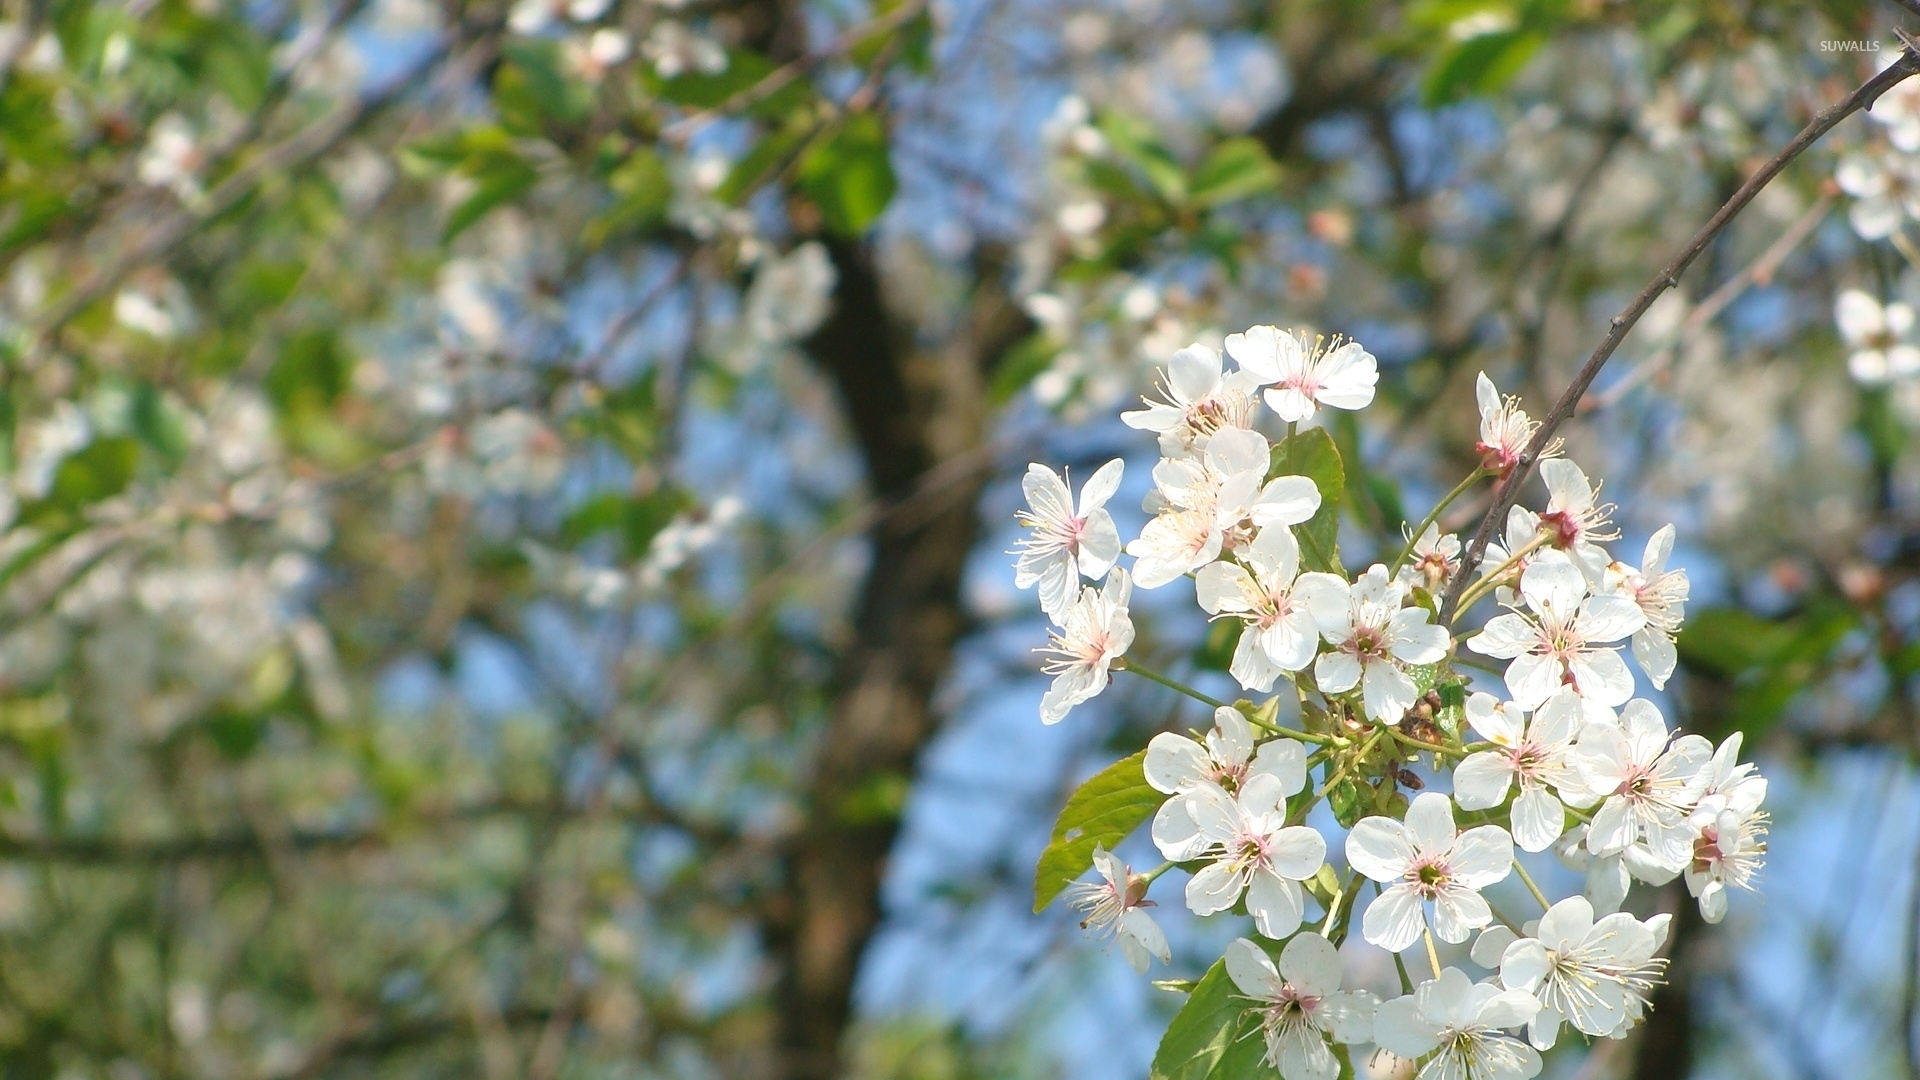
left=1539, top=509, right=1582, bottom=549
left=1406, top=856, right=1451, bottom=899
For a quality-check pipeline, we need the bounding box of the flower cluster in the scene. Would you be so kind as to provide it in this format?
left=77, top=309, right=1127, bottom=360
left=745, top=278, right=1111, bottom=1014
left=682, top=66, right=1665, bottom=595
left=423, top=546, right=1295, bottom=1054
left=1835, top=67, right=1920, bottom=413
left=1017, top=327, right=1767, bottom=1080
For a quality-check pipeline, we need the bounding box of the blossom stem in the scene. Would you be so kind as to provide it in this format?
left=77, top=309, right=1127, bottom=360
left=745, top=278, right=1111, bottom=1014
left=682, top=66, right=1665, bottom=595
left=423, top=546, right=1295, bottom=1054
left=1423, top=928, right=1444, bottom=981
left=1451, top=653, right=1505, bottom=675
left=1392, top=948, right=1415, bottom=994
left=1116, top=660, right=1225, bottom=709
left=1384, top=725, right=1455, bottom=758
left=1315, top=729, right=1385, bottom=799
left=1389, top=467, right=1492, bottom=576
left=1141, top=861, right=1176, bottom=885
left=1448, top=533, right=1552, bottom=618
left=1513, top=859, right=1552, bottom=912
left=1322, top=868, right=1362, bottom=940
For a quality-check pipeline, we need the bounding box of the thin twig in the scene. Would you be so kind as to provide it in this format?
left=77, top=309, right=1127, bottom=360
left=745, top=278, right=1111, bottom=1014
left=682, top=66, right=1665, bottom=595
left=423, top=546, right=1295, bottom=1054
left=1440, top=49, right=1920, bottom=622
left=1589, top=191, right=1835, bottom=411
left=661, top=0, right=928, bottom=145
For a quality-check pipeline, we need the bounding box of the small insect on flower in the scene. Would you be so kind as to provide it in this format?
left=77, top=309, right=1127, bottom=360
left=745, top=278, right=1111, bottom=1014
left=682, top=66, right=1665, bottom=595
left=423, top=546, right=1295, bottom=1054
left=1346, top=792, right=1514, bottom=952
left=1066, top=846, right=1170, bottom=972
left=1224, top=934, right=1378, bottom=1080
left=1012, top=459, right=1124, bottom=622
left=1037, top=568, right=1134, bottom=724
left=1224, top=324, right=1379, bottom=424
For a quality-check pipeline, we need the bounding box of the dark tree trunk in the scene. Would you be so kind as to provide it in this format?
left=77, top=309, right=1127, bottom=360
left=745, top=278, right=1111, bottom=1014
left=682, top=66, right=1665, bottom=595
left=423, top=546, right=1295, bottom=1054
left=1630, top=884, right=1702, bottom=1080
left=765, top=237, right=1024, bottom=1080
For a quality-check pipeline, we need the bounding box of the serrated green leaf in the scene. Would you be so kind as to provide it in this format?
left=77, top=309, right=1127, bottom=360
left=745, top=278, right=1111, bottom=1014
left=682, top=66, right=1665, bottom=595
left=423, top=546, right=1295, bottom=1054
left=1270, top=428, right=1343, bottom=573
left=1188, top=137, right=1281, bottom=209
left=1148, top=959, right=1260, bottom=1080
left=1032, top=749, right=1163, bottom=911
left=798, top=113, right=896, bottom=236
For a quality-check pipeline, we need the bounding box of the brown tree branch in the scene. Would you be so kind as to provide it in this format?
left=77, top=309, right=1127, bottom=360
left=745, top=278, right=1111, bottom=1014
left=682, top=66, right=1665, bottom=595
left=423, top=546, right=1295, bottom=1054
left=1439, top=48, right=1920, bottom=623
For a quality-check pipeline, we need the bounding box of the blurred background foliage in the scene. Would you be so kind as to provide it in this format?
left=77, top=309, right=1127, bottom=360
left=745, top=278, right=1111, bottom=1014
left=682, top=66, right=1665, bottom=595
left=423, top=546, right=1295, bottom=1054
left=0, top=0, right=1915, bottom=1077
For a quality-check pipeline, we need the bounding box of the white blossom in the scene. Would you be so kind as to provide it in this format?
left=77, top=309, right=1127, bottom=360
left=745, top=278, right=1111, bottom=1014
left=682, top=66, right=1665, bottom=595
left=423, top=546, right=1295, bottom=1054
left=1604, top=525, right=1689, bottom=689
left=1836, top=152, right=1920, bottom=241
left=1560, top=699, right=1711, bottom=871
left=1473, top=372, right=1558, bottom=478
left=1399, top=523, right=1461, bottom=595
left=1066, top=846, right=1170, bottom=972
left=1121, top=343, right=1264, bottom=458
left=1147, top=706, right=1306, bottom=860
left=1373, top=967, right=1542, bottom=1080
left=1194, top=526, right=1347, bottom=691
left=1468, top=549, right=1644, bottom=710
left=1224, top=935, right=1377, bottom=1080
left=1225, top=325, right=1379, bottom=423
left=1497, top=896, right=1668, bottom=1048
left=1037, top=569, right=1134, bottom=723
left=1171, top=776, right=1325, bottom=938
left=1683, top=733, right=1768, bottom=923
left=1835, top=288, right=1920, bottom=385
left=1346, top=792, right=1513, bottom=952
left=1451, top=690, right=1594, bottom=852
left=1127, top=428, right=1318, bottom=588
left=1522, top=459, right=1618, bottom=578
left=1013, top=459, right=1124, bottom=621
left=1311, top=566, right=1451, bottom=723
left=1870, top=67, right=1920, bottom=152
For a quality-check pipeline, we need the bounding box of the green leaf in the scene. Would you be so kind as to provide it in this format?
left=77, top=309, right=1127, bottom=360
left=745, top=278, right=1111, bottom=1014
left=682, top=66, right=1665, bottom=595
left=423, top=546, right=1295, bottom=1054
left=1188, top=138, right=1281, bottom=209
left=1148, top=959, right=1261, bottom=1080
left=988, top=331, right=1060, bottom=405
left=443, top=153, right=540, bottom=242
left=1270, top=428, right=1344, bottom=573
left=1327, top=777, right=1365, bottom=829
left=494, top=39, right=596, bottom=131
left=798, top=113, right=896, bottom=236
left=1099, top=112, right=1186, bottom=204
left=717, top=121, right=812, bottom=205
left=1032, top=750, right=1164, bottom=911
left=585, top=149, right=673, bottom=246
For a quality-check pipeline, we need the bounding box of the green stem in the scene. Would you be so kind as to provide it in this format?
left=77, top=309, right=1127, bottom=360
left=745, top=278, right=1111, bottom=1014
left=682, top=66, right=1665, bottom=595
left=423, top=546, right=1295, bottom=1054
left=1513, top=859, right=1552, bottom=912
left=1423, top=927, right=1445, bottom=980
left=1384, top=725, right=1456, bottom=757
left=1450, top=533, right=1553, bottom=619
left=1118, top=659, right=1225, bottom=710
left=1314, top=729, right=1385, bottom=800
left=1390, top=468, right=1492, bottom=576
left=1392, top=946, right=1415, bottom=994
left=1451, top=653, right=1506, bottom=676
left=1141, top=860, right=1176, bottom=885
